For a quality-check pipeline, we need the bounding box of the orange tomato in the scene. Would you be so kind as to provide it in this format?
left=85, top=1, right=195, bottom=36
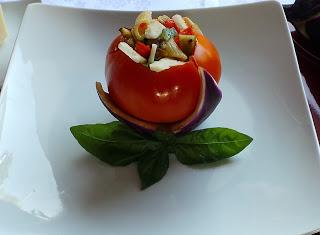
left=194, top=34, right=221, bottom=82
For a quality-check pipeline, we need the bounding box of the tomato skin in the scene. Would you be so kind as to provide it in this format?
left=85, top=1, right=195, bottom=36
left=107, top=49, right=200, bottom=122
left=106, top=34, right=221, bottom=122
left=194, top=34, right=221, bottom=82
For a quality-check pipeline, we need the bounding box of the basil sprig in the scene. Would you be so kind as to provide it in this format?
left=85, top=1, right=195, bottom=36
left=70, top=121, right=253, bottom=189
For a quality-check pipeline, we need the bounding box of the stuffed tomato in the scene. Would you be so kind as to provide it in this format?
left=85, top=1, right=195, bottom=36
left=97, top=11, right=222, bottom=134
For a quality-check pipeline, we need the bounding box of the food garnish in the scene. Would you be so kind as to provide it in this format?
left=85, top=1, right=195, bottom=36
left=71, top=11, right=253, bottom=189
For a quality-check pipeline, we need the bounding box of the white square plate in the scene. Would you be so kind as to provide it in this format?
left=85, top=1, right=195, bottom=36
left=1, top=2, right=320, bottom=235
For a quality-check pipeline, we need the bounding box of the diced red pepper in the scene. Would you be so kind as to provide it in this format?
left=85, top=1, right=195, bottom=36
left=180, top=26, right=194, bottom=35
left=138, top=23, right=148, bottom=34
left=163, top=19, right=180, bottom=33
left=135, top=42, right=151, bottom=58
left=174, top=36, right=180, bottom=45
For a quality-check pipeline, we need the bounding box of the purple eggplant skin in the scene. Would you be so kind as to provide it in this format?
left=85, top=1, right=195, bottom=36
left=96, top=67, right=222, bottom=135
left=169, top=67, right=222, bottom=135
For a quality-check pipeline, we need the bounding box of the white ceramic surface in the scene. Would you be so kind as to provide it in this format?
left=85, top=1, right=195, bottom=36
left=0, top=0, right=39, bottom=86
left=0, top=0, right=296, bottom=10
left=1, top=2, right=320, bottom=235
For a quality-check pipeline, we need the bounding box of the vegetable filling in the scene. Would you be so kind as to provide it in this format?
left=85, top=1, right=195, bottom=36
left=117, top=11, right=203, bottom=72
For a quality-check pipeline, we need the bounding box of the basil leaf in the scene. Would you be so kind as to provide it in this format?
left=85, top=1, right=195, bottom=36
left=70, top=121, right=253, bottom=189
left=70, top=121, right=160, bottom=166
left=137, top=149, right=169, bottom=190
left=153, top=131, right=176, bottom=148
left=174, top=128, right=253, bottom=165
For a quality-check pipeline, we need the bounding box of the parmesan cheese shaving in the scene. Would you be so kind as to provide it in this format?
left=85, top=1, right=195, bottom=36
left=118, top=42, right=147, bottom=64
left=149, top=58, right=185, bottom=72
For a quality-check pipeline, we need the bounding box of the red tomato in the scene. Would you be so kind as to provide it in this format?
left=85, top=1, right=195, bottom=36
left=163, top=19, right=180, bottom=32
left=180, top=26, right=193, bottom=35
left=106, top=35, right=221, bottom=123
left=135, top=42, right=151, bottom=58
left=138, top=23, right=148, bottom=34
left=174, top=36, right=180, bottom=45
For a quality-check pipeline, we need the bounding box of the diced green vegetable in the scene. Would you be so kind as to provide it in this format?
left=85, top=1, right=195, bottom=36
left=160, top=28, right=177, bottom=41
left=119, top=27, right=132, bottom=38
left=178, top=34, right=196, bottom=56
left=119, top=27, right=135, bottom=47
left=143, top=38, right=161, bottom=46
left=157, top=38, right=187, bottom=61
left=126, top=38, right=135, bottom=48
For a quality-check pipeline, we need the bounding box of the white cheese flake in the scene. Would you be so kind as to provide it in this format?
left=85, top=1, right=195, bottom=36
left=144, top=20, right=165, bottom=39
left=172, top=14, right=188, bottom=30
left=118, top=42, right=147, bottom=64
left=149, top=58, right=185, bottom=72
left=148, top=44, right=157, bottom=64
left=0, top=5, right=8, bottom=45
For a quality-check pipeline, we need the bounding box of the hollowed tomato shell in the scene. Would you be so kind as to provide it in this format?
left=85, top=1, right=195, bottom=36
left=106, top=35, right=221, bottom=123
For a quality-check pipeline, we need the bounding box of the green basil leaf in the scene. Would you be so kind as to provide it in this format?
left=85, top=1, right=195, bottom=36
left=70, top=121, right=160, bottom=166
left=174, top=128, right=253, bottom=165
left=137, top=149, right=169, bottom=190
left=70, top=120, right=253, bottom=189
left=153, top=131, right=176, bottom=149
